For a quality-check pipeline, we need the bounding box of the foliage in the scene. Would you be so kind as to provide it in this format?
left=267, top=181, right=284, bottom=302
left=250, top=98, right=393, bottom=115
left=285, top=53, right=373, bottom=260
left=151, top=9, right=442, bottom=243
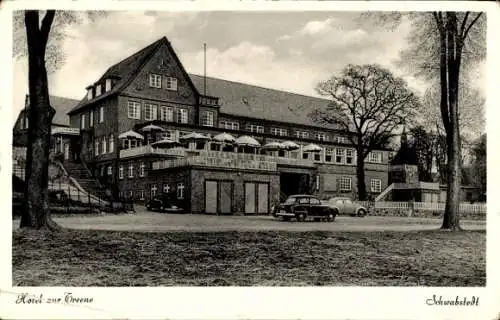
left=313, top=64, right=420, bottom=200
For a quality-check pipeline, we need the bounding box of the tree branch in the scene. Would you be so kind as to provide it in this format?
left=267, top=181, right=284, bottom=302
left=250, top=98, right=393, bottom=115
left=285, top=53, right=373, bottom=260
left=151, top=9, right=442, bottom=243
left=462, top=12, right=482, bottom=40
left=40, top=10, right=56, bottom=50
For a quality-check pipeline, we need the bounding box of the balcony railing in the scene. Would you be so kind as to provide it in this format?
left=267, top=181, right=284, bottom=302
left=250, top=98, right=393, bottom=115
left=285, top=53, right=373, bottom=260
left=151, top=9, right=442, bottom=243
left=51, top=127, right=80, bottom=135
left=199, top=150, right=316, bottom=168
left=153, top=154, right=277, bottom=171
left=120, top=145, right=186, bottom=158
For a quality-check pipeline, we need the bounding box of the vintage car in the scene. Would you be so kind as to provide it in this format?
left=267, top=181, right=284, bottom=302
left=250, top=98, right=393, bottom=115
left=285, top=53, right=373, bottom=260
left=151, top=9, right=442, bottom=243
left=325, top=197, right=368, bottom=217
left=272, top=194, right=337, bottom=222
left=146, top=194, right=184, bottom=213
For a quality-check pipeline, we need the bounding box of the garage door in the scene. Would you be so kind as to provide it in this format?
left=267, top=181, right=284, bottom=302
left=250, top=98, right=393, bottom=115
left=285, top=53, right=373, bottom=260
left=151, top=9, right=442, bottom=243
left=205, top=181, right=218, bottom=214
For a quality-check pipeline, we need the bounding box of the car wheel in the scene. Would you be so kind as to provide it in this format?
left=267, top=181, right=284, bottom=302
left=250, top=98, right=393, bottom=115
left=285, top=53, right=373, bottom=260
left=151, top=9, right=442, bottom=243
left=327, top=210, right=336, bottom=222
left=357, top=209, right=366, bottom=217
left=296, top=212, right=306, bottom=222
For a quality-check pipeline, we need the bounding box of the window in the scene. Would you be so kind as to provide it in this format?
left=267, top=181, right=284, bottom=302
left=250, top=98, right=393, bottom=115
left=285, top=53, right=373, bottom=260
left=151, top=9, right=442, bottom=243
left=80, top=114, right=86, bottom=129
left=149, top=74, right=162, bottom=88
left=128, top=190, right=133, bottom=198
left=87, top=88, right=93, bottom=100
left=119, top=166, right=123, bottom=179
left=163, top=184, right=170, bottom=194
left=89, top=110, right=94, bottom=127
left=160, top=106, right=173, bottom=121
left=339, top=177, right=352, bottom=191
left=177, top=183, right=184, bottom=200
left=335, top=148, right=345, bottom=164
left=94, top=139, right=99, bottom=156
left=368, top=151, right=383, bottom=163
left=109, top=134, right=114, bottom=153
left=105, top=79, right=112, bottom=92
left=325, top=148, right=334, bottom=162
left=371, top=179, right=382, bottom=193
left=24, top=115, right=29, bottom=129
left=139, top=162, right=145, bottom=177
left=102, top=136, right=107, bottom=154
left=107, top=165, right=112, bottom=176
left=99, top=106, right=104, bottom=123
left=127, top=101, right=141, bottom=119
left=128, top=164, right=134, bottom=178
left=314, top=153, right=322, bottom=162
left=220, top=121, right=239, bottom=130
left=144, top=103, right=158, bottom=121
left=95, top=84, right=102, bottom=97
left=202, top=111, right=214, bottom=127
left=295, top=131, right=309, bottom=139
left=176, top=109, right=188, bottom=123
left=298, top=197, right=310, bottom=204
left=166, top=77, right=178, bottom=91
left=246, top=124, right=264, bottom=133
left=316, top=133, right=327, bottom=141
left=151, top=184, right=158, bottom=198
left=335, top=136, right=348, bottom=144
left=346, top=149, right=354, bottom=164
left=123, top=139, right=129, bottom=149
left=100, top=166, right=105, bottom=176
left=270, top=128, right=287, bottom=136
left=310, top=198, right=321, bottom=205
left=139, top=190, right=145, bottom=200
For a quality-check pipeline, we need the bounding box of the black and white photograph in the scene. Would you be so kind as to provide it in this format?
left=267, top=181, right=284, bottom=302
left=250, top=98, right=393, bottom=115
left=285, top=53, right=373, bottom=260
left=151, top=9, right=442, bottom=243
left=1, top=1, right=498, bottom=319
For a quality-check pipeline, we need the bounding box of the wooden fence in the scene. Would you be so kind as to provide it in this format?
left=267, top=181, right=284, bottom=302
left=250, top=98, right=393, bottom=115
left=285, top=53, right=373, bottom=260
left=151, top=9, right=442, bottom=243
left=357, top=201, right=486, bottom=214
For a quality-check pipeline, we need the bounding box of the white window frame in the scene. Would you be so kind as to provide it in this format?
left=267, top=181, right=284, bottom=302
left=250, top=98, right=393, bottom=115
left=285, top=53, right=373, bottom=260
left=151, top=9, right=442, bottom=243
left=271, top=128, right=287, bottom=136
left=94, top=140, right=99, bottom=156
left=102, top=136, right=107, bottom=154
left=95, top=84, right=102, bottom=97
left=128, top=164, right=134, bottom=178
left=109, top=134, right=114, bottom=153
left=107, top=165, right=112, bottom=176
left=163, top=184, right=170, bottom=194
left=346, top=149, right=354, bottom=164
left=295, top=131, right=309, bottom=139
left=105, top=79, right=112, bottom=92
left=119, top=166, right=124, bottom=179
left=89, top=110, right=94, bottom=127
left=99, top=106, right=104, bottom=123
left=248, top=124, right=264, bottom=133
left=369, top=151, right=383, bottom=163
left=335, top=148, right=345, bottom=164
left=339, top=177, right=352, bottom=191
left=325, top=148, right=334, bottom=163
left=160, top=106, right=173, bottom=122
left=144, top=103, right=158, bottom=121
left=139, top=162, right=145, bottom=177
left=177, top=182, right=184, bottom=200
left=316, top=133, right=327, bottom=141
left=127, top=101, right=141, bottom=120
left=202, top=111, right=214, bottom=127
left=176, top=108, right=188, bottom=124
left=87, top=88, right=93, bottom=100
left=371, top=179, right=382, bottom=193
left=80, top=114, right=86, bottom=129
left=166, top=77, right=178, bottom=91
left=149, top=74, right=162, bottom=88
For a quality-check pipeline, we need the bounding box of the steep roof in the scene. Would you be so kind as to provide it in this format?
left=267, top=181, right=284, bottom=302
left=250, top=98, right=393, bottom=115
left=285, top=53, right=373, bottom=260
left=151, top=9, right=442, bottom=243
left=22, top=95, right=79, bottom=127
left=68, top=37, right=166, bottom=115
left=189, top=74, right=336, bottom=129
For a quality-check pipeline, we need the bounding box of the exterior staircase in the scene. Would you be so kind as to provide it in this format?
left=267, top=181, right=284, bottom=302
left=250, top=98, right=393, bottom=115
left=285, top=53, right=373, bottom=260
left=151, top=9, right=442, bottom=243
left=375, top=183, right=394, bottom=202
left=59, top=161, right=109, bottom=201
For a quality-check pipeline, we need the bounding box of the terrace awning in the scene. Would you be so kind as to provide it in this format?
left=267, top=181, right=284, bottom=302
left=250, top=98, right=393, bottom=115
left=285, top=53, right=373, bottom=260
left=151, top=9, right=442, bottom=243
left=140, top=124, right=165, bottom=132
left=213, top=132, right=236, bottom=143
left=235, top=135, right=261, bottom=147
left=118, top=130, right=144, bottom=140
left=303, top=143, right=322, bottom=152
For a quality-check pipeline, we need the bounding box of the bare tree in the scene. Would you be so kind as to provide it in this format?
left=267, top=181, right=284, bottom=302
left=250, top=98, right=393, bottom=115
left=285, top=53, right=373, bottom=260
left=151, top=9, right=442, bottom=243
left=14, top=10, right=107, bottom=230
left=314, top=64, right=420, bottom=200
left=361, top=12, right=485, bottom=231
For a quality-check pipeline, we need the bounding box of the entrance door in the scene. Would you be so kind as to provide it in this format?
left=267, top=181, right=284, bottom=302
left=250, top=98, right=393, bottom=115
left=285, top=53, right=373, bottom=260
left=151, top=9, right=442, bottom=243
left=257, top=183, right=269, bottom=214
left=219, top=181, right=233, bottom=215
left=205, top=181, right=218, bottom=214
left=245, top=183, right=256, bottom=214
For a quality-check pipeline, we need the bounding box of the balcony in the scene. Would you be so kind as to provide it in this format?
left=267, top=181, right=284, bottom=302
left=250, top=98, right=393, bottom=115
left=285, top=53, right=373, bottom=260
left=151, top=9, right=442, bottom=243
left=120, top=145, right=186, bottom=159
left=51, top=127, right=80, bottom=135
left=153, top=151, right=277, bottom=172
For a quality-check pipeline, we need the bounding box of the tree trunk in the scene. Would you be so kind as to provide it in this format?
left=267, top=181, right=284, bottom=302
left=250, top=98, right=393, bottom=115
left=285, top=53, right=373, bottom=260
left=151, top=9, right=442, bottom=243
left=20, top=11, right=61, bottom=231
left=356, top=152, right=367, bottom=200
left=441, top=12, right=462, bottom=231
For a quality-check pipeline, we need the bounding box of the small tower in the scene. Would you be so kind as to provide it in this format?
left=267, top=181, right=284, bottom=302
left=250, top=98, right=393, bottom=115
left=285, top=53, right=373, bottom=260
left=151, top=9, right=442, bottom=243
left=389, top=126, right=419, bottom=186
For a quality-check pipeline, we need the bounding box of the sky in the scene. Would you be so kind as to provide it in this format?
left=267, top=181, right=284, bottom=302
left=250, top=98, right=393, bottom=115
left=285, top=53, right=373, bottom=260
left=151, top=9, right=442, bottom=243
left=12, top=11, right=484, bottom=126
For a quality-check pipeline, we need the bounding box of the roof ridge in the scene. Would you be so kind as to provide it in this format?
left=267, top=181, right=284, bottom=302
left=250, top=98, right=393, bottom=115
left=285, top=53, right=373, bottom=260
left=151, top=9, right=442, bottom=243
left=188, top=73, right=329, bottom=102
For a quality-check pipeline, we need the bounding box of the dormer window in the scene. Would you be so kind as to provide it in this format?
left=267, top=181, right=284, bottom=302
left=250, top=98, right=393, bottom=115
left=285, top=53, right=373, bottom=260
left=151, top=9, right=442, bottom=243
left=87, top=87, right=93, bottom=100
left=149, top=74, right=162, bottom=88
left=105, top=79, right=112, bottom=92
left=95, top=84, right=102, bottom=97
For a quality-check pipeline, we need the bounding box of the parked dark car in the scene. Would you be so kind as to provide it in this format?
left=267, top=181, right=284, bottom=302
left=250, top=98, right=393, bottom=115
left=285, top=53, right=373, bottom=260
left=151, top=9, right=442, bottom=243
left=272, top=194, right=336, bottom=222
left=325, top=197, right=368, bottom=217
left=146, top=195, right=184, bottom=213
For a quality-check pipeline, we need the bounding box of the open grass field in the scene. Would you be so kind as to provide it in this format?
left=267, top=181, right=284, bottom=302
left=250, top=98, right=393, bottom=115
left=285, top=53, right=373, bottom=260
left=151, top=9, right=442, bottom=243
left=12, top=228, right=485, bottom=286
